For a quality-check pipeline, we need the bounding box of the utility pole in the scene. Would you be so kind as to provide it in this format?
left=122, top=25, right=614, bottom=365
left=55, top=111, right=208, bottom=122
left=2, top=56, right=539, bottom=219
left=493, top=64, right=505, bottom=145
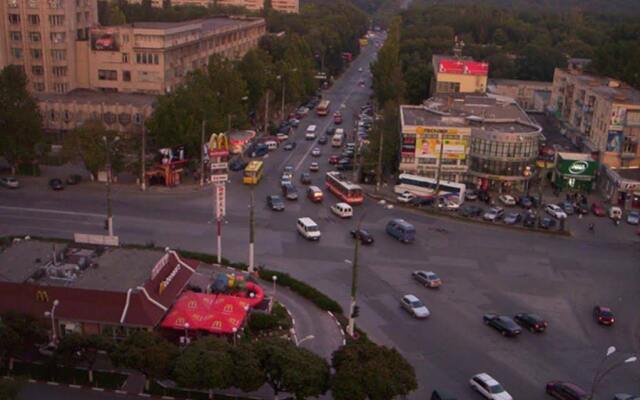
left=103, top=136, right=118, bottom=237
left=227, top=114, right=232, bottom=133
left=263, top=90, right=270, bottom=137
left=248, top=186, right=255, bottom=273
left=375, top=125, right=384, bottom=193
left=200, top=120, right=205, bottom=187
left=352, top=140, right=360, bottom=183
left=347, top=213, right=365, bottom=337
left=141, top=123, right=146, bottom=191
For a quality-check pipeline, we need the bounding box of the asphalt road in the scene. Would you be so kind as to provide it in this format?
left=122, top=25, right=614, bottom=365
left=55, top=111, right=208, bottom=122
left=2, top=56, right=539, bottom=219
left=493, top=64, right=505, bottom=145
left=3, top=33, right=640, bottom=400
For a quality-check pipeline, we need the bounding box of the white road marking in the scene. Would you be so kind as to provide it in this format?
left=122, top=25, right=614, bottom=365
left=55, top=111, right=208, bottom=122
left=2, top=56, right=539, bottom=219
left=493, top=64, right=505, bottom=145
left=0, top=205, right=104, bottom=218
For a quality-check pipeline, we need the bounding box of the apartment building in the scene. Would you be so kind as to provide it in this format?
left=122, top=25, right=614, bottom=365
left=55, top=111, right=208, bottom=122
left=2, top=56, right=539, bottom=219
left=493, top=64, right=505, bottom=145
left=488, top=79, right=552, bottom=113
left=78, top=17, right=266, bottom=94
left=550, top=68, right=640, bottom=168
left=0, top=0, right=97, bottom=93
left=430, top=55, right=489, bottom=96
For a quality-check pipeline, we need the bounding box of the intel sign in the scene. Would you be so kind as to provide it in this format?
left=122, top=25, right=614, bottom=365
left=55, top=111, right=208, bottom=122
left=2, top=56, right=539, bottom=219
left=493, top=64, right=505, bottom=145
left=568, top=160, right=589, bottom=175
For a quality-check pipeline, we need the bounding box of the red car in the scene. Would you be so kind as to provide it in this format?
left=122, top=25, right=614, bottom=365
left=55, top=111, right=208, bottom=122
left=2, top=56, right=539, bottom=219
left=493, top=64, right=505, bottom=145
left=546, top=381, right=588, bottom=400
left=593, top=306, right=615, bottom=326
left=328, top=155, right=339, bottom=164
left=591, top=202, right=606, bottom=217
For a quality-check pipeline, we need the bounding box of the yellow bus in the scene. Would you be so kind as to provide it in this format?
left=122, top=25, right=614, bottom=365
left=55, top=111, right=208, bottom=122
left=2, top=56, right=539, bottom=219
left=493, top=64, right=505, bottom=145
left=243, top=160, right=264, bottom=185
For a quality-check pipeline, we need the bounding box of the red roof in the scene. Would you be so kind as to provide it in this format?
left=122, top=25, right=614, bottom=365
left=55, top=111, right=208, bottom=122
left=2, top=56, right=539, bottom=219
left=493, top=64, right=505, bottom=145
left=439, top=59, right=488, bottom=76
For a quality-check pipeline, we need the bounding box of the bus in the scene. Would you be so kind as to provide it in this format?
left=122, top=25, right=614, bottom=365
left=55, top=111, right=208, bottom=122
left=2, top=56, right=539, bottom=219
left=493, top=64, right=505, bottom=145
left=325, top=171, right=364, bottom=205
left=316, top=100, right=331, bottom=116
left=394, top=173, right=466, bottom=203
left=243, top=161, right=264, bottom=185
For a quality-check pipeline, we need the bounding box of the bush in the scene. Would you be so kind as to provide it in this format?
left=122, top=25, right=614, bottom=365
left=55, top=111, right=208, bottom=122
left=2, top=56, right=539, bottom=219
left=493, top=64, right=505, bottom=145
left=248, top=303, right=292, bottom=333
left=177, top=249, right=230, bottom=266
left=258, top=270, right=343, bottom=314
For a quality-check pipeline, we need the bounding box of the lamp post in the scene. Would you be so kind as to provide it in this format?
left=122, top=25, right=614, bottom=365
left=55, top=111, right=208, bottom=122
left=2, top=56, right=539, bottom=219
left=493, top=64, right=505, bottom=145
left=588, top=346, right=637, bottom=400
left=232, top=327, right=238, bottom=346
left=43, top=299, right=60, bottom=344
left=141, top=121, right=146, bottom=191
left=272, top=275, right=278, bottom=296
left=248, top=186, right=255, bottom=273
left=277, top=68, right=297, bottom=120
left=183, top=322, right=190, bottom=346
left=102, top=136, right=119, bottom=237
left=345, top=212, right=366, bottom=337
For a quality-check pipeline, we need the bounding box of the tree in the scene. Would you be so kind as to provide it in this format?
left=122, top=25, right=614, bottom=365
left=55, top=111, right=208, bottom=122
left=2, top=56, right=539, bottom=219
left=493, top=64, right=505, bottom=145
left=255, top=338, right=329, bottom=400
left=238, top=48, right=276, bottom=112
left=0, top=379, right=21, bottom=400
left=54, top=333, right=113, bottom=383
left=371, top=17, right=404, bottom=106
left=331, top=338, right=417, bottom=400
left=229, top=342, right=265, bottom=392
left=0, top=65, right=43, bottom=174
left=61, top=120, right=122, bottom=180
left=110, top=331, right=178, bottom=390
left=0, top=312, right=47, bottom=371
left=172, top=337, right=234, bottom=393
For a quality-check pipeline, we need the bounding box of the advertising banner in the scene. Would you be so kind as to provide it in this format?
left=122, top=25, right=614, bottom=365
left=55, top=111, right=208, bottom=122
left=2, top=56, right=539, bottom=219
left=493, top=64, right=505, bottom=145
left=401, top=136, right=416, bottom=155
left=415, top=137, right=467, bottom=160
left=606, top=131, right=623, bottom=152
left=215, top=183, right=225, bottom=219
left=91, top=30, right=119, bottom=51
left=610, top=108, right=627, bottom=131
left=557, top=158, right=597, bottom=177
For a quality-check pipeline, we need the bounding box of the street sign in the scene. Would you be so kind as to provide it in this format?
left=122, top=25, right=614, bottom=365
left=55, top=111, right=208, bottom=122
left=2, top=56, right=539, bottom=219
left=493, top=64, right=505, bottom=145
left=210, top=174, right=228, bottom=184
left=210, top=162, right=228, bottom=171
left=215, top=183, right=225, bottom=218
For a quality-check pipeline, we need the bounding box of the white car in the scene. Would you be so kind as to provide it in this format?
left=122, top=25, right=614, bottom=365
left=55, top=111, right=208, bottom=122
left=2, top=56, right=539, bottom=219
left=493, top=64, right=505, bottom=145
left=400, top=294, right=430, bottom=319
left=397, top=192, right=415, bottom=203
left=483, top=207, right=504, bottom=222
left=358, top=67, right=363, bottom=72
left=305, top=132, right=317, bottom=140
left=498, top=194, right=516, bottom=206
left=470, top=373, right=512, bottom=400
left=438, top=197, right=460, bottom=211
left=276, top=133, right=289, bottom=142
left=545, top=204, right=567, bottom=219
left=0, top=177, right=20, bottom=189
left=311, top=147, right=321, bottom=157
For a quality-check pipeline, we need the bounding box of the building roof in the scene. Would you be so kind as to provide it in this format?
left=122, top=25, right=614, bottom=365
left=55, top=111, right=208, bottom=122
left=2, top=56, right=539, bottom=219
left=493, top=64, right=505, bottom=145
left=122, top=16, right=263, bottom=32
left=559, top=70, right=640, bottom=104
left=557, top=152, right=595, bottom=161
left=432, top=55, right=488, bottom=76
left=489, top=78, right=552, bottom=88
left=36, top=89, right=156, bottom=107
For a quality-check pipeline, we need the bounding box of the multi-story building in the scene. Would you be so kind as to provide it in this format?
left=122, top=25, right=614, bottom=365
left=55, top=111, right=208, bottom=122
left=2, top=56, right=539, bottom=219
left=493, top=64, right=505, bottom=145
left=0, top=0, right=97, bottom=93
left=143, top=0, right=299, bottom=13
left=430, top=55, right=488, bottom=96
left=79, top=17, right=266, bottom=94
left=400, top=94, right=542, bottom=192
left=550, top=68, right=640, bottom=168
left=488, top=79, right=552, bottom=113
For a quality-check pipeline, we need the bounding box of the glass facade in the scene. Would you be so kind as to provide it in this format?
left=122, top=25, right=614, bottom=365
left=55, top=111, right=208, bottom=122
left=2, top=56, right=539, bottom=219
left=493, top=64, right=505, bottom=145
left=468, top=133, right=539, bottom=180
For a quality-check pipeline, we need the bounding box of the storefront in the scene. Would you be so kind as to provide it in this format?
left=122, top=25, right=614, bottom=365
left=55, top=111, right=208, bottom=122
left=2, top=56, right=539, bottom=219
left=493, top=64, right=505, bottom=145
left=599, top=166, right=640, bottom=209
left=552, top=152, right=597, bottom=192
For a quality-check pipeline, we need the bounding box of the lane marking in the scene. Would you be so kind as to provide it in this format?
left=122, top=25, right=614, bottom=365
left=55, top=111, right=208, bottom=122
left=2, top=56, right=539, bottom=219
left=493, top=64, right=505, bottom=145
left=0, top=205, right=104, bottom=218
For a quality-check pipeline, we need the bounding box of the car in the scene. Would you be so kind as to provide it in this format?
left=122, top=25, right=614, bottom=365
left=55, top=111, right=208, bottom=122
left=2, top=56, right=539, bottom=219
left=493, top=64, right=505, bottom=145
left=545, top=381, right=588, bottom=400
left=228, top=157, right=248, bottom=171
left=289, top=118, right=300, bottom=127
left=309, top=162, right=319, bottom=172
left=333, top=111, right=343, bottom=124
left=591, top=202, right=606, bottom=217
left=337, top=160, right=353, bottom=171
left=307, top=186, right=323, bottom=203
left=305, top=132, right=317, bottom=140
left=66, top=174, right=82, bottom=185
left=350, top=228, right=374, bottom=245
left=483, top=207, right=504, bottom=222
left=575, top=202, right=589, bottom=215
left=523, top=211, right=537, bottom=227
left=266, top=195, right=285, bottom=211
left=410, top=197, right=435, bottom=207
left=478, top=190, right=491, bottom=203
left=627, top=211, right=640, bottom=225
left=357, top=67, right=363, bottom=72
left=296, top=107, right=309, bottom=118
left=341, top=150, right=355, bottom=159
left=412, top=271, right=442, bottom=288
left=283, top=165, right=294, bottom=174
left=465, top=190, right=478, bottom=201
left=276, top=132, right=289, bottom=142
left=613, top=394, right=640, bottom=400
left=519, top=196, right=533, bottom=208
left=461, top=205, right=484, bottom=217
left=281, top=183, right=298, bottom=200
left=49, top=178, right=64, bottom=191
left=0, top=176, right=20, bottom=189
left=483, top=314, right=522, bottom=337
left=593, top=306, right=615, bottom=326
left=358, top=78, right=365, bottom=87
left=283, top=142, right=296, bottom=151
left=249, top=143, right=268, bottom=158
left=498, top=194, right=516, bottom=206
left=397, top=192, right=415, bottom=203
left=325, top=126, right=336, bottom=136
left=503, top=212, right=521, bottom=225
left=469, top=373, right=513, bottom=400
left=538, top=217, right=557, bottom=229
left=545, top=204, right=568, bottom=219
left=318, top=136, right=328, bottom=145
left=400, top=294, right=430, bottom=319
left=311, top=147, right=321, bottom=157
left=513, top=313, right=548, bottom=332
left=300, top=172, right=311, bottom=185
left=560, top=201, right=575, bottom=215
left=437, top=197, right=460, bottom=211
left=280, top=175, right=292, bottom=187
left=328, top=155, right=340, bottom=164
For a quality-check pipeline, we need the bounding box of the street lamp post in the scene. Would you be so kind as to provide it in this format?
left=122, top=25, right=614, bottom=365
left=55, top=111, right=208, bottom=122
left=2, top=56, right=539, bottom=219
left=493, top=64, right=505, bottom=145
left=43, top=299, right=60, bottom=344
left=588, top=346, right=637, bottom=400
left=272, top=275, right=278, bottom=296
left=183, top=322, right=190, bottom=346
left=102, top=136, right=119, bottom=237
left=346, top=213, right=366, bottom=337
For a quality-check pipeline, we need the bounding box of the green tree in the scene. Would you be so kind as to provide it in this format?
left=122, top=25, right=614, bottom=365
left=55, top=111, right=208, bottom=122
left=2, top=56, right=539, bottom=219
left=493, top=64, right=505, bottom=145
left=371, top=17, right=404, bottom=105
left=229, top=342, right=265, bottom=392
left=61, top=120, right=122, bottom=180
left=173, top=337, right=234, bottom=392
left=0, top=312, right=47, bottom=371
left=255, top=338, right=329, bottom=400
left=363, top=101, right=400, bottom=177
left=54, top=333, right=113, bottom=383
left=331, top=338, right=417, bottom=400
left=516, top=44, right=567, bottom=81
left=0, top=65, right=42, bottom=174
left=238, top=48, right=276, bottom=112
left=110, top=331, right=178, bottom=390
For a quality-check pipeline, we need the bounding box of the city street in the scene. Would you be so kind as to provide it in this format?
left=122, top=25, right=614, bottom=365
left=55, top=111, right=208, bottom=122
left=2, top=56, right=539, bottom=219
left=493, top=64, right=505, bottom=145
left=2, top=33, right=640, bottom=400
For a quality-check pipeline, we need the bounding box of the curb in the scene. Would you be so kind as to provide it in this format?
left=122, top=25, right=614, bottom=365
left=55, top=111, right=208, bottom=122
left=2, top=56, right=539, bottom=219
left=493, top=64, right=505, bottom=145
left=328, top=311, right=347, bottom=346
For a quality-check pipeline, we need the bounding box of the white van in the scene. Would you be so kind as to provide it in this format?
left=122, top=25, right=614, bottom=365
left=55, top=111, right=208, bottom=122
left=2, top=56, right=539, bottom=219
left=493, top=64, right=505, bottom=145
left=297, top=217, right=321, bottom=240
left=330, top=202, right=353, bottom=218
left=264, top=140, right=278, bottom=151
left=305, top=125, right=317, bottom=140
left=332, top=129, right=344, bottom=147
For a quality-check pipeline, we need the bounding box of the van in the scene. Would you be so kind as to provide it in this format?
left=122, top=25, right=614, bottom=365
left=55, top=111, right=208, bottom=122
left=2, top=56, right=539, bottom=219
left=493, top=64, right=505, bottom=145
left=386, top=218, right=415, bottom=243
left=609, top=206, right=622, bottom=220
left=307, top=186, right=323, bottom=203
left=305, top=125, right=317, bottom=140
left=297, top=217, right=321, bottom=240
left=264, top=140, right=278, bottom=151
left=332, top=131, right=344, bottom=147
left=331, top=202, right=353, bottom=218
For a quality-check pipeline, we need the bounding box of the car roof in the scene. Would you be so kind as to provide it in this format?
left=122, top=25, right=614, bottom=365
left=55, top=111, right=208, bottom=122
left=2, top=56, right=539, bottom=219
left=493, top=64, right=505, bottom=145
left=335, top=202, right=350, bottom=207
left=598, top=306, right=612, bottom=311
left=475, top=373, right=499, bottom=386
left=298, top=217, right=316, bottom=225
left=403, top=294, right=420, bottom=302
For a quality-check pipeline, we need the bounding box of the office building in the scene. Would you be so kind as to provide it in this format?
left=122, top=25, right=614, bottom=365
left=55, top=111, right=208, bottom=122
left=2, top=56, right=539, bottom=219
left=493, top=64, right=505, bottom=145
left=488, top=79, right=552, bottom=113
left=430, top=55, right=488, bottom=96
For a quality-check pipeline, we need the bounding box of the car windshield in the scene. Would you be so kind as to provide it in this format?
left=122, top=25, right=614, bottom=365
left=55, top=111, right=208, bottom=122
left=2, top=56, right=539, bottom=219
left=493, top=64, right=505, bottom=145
left=600, top=310, right=613, bottom=317
left=427, top=273, right=439, bottom=280
left=489, top=384, right=505, bottom=394
left=410, top=300, right=424, bottom=308
left=307, top=225, right=319, bottom=232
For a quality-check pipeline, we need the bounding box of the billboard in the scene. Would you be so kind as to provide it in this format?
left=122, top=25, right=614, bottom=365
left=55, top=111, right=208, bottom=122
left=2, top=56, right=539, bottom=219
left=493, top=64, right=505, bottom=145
left=91, top=30, right=120, bottom=51
left=415, top=137, right=467, bottom=160
left=556, top=158, right=597, bottom=177
left=609, top=108, right=626, bottom=131
left=606, top=131, right=622, bottom=152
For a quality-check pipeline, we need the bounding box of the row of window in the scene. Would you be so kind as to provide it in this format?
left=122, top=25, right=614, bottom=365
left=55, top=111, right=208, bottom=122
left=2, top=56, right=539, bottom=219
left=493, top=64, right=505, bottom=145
left=97, top=69, right=132, bottom=82
left=32, top=82, right=67, bottom=93
left=469, top=137, right=538, bottom=159
left=8, top=14, right=66, bottom=25
left=468, top=157, right=533, bottom=177
left=47, top=110, right=145, bottom=125
left=7, top=0, right=67, bottom=8
left=136, top=53, right=160, bottom=65
left=9, top=31, right=65, bottom=42
left=10, top=48, right=66, bottom=60
left=30, top=65, right=66, bottom=76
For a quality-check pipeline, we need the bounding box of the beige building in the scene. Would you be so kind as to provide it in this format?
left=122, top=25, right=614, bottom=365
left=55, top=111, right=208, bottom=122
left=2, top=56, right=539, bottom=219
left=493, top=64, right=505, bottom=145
left=488, top=79, right=552, bottom=113
left=550, top=68, right=640, bottom=168
left=430, top=55, right=489, bottom=96
left=79, top=17, right=266, bottom=94
left=174, top=0, right=299, bottom=13
left=0, top=0, right=98, bottom=93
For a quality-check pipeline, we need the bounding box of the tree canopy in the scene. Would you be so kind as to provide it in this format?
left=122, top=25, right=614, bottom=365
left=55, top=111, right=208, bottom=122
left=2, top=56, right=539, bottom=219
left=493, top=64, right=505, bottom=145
left=110, top=331, right=178, bottom=385
left=62, top=120, right=123, bottom=179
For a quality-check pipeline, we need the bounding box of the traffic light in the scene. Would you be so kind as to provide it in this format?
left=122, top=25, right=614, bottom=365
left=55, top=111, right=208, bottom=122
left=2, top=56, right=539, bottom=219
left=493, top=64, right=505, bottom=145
left=351, top=305, right=360, bottom=318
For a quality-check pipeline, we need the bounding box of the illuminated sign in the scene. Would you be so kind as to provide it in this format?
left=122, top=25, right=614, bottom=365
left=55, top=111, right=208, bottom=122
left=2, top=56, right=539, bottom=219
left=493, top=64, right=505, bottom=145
left=36, top=290, right=49, bottom=302
left=207, top=133, right=229, bottom=157
left=151, top=253, right=169, bottom=280
left=568, top=161, right=588, bottom=175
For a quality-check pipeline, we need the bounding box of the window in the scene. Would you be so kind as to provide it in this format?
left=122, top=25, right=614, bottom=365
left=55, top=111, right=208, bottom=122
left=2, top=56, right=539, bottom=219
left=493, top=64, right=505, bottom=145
left=31, top=49, right=42, bottom=59
left=123, top=70, right=131, bottom=81
left=53, top=83, right=67, bottom=93
left=76, top=12, right=81, bottom=23
left=10, top=31, right=21, bottom=41
left=32, top=65, right=43, bottom=75
left=8, top=14, right=20, bottom=24
left=34, top=82, right=45, bottom=91
left=122, top=53, right=128, bottom=63
left=49, top=14, right=64, bottom=25
left=51, top=49, right=66, bottom=61
left=29, top=32, right=41, bottom=42
left=154, top=54, right=159, bottom=64
left=53, top=66, right=66, bottom=76
left=136, top=52, right=160, bottom=65
left=11, top=48, right=22, bottom=59
left=50, top=32, right=65, bottom=43
left=28, top=14, right=40, bottom=25
left=98, top=69, right=117, bottom=81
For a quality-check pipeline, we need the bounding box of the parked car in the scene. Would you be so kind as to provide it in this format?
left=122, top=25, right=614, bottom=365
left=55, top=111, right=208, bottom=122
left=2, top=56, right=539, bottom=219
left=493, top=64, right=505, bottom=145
left=276, top=133, right=289, bottom=142
left=613, top=394, right=640, bottom=400
left=49, top=178, right=64, bottom=191
left=545, top=381, right=588, bottom=400
left=350, top=228, right=374, bottom=245
left=523, top=211, right=537, bottom=228
left=483, top=207, right=505, bottom=222
left=281, top=183, right=298, bottom=200
left=575, top=202, right=589, bottom=215
left=627, top=211, right=640, bottom=225
left=461, top=205, right=484, bottom=217
left=483, top=313, right=522, bottom=337
left=337, top=159, right=353, bottom=171
left=410, top=197, right=435, bottom=208
left=300, top=172, right=312, bottom=185
left=519, top=196, right=533, bottom=208
left=430, top=390, right=457, bottom=400
left=538, top=217, right=557, bottom=230
left=311, top=147, right=321, bottom=157
left=266, top=195, right=285, bottom=211
left=229, top=157, right=248, bottom=171
left=609, top=206, right=623, bottom=220
left=412, top=271, right=442, bottom=288
left=503, top=212, right=522, bottom=225
left=0, top=176, right=20, bottom=189
left=465, top=189, right=478, bottom=201
left=545, top=204, right=567, bottom=219
left=66, top=174, right=82, bottom=185
left=591, top=202, right=606, bottom=217
left=283, top=142, right=296, bottom=151
left=560, top=201, right=575, bottom=215
left=593, top=306, right=615, bottom=326
left=249, top=143, right=269, bottom=158
left=328, top=155, right=340, bottom=164
left=397, top=192, right=415, bottom=203
left=513, top=313, right=548, bottom=332
left=469, top=373, right=513, bottom=400
left=498, top=194, right=516, bottom=206
left=437, top=197, right=460, bottom=211
left=309, top=162, right=320, bottom=172
left=400, top=294, right=430, bottom=318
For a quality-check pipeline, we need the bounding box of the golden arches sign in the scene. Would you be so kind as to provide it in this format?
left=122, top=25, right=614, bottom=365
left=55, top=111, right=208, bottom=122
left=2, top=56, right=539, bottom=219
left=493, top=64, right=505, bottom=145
left=208, top=133, right=229, bottom=155
left=36, top=290, right=49, bottom=302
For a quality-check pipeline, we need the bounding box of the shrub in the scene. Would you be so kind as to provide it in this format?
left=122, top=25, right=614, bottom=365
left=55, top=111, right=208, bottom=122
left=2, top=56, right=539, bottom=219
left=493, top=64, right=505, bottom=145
left=247, top=303, right=292, bottom=333
left=258, top=270, right=343, bottom=314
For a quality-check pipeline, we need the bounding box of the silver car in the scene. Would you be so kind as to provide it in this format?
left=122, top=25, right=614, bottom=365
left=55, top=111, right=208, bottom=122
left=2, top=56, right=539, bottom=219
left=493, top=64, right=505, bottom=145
left=0, top=176, right=20, bottom=189
left=627, top=211, right=640, bottom=225
left=400, top=294, right=430, bottom=318
left=483, top=207, right=504, bottom=222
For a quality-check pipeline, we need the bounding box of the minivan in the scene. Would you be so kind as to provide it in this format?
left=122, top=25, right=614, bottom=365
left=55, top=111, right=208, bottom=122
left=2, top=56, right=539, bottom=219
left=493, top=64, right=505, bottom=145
left=297, top=217, right=321, bottom=240
left=386, top=219, right=415, bottom=243
left=330, top=202, right=353, bottom=218
left=307, top=186, right=323, bottom=203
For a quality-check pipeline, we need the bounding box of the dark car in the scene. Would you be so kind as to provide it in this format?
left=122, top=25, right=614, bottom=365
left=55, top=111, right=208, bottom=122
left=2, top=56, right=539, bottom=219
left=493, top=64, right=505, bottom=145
left=519, top=196, right=533, bottom=209
left=539, top=217, right=557, bottom=229
left=575, top=202, right=589, bottom=215
left=318, top=136, right=328, bottom=145
left=281, top=183, right=298, bottom=200
left=513, top=313, right=548, bottom=332
left=350, top=228, right=374, bottom=245
left=229, top=157, right=248, bottom=171
left=483, top=313, right=522, bottom=337
left=66, top=174, right=82, bottom=185
left=430, top=390, right=457, bottom=400
left=325, top=126, right=336, bottom=136
left=249, top=143, right=269, bottom=158
left=545, top=381, right=588, bottom=400
left=337, top=159, right=353, bottom=171
left=266, top=195, right=285, bottom=211
left=49, top=178, right=64, bottom=191
left=300, top=172, right=312, bottom=185
left=591, top=202, right=606, bottom=217
left=593, top=306, right=615, bottom=326
left=478, top=190, right=490, bottom=203
left=523, top=211, right=537, bottom=228
left=561, top=201, right=575, bottom=215
left=410, top=197, right=435, bottom=208
left=283, top=142, right=296, bottom=151
left=460, top=205, right=483, bottom=217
